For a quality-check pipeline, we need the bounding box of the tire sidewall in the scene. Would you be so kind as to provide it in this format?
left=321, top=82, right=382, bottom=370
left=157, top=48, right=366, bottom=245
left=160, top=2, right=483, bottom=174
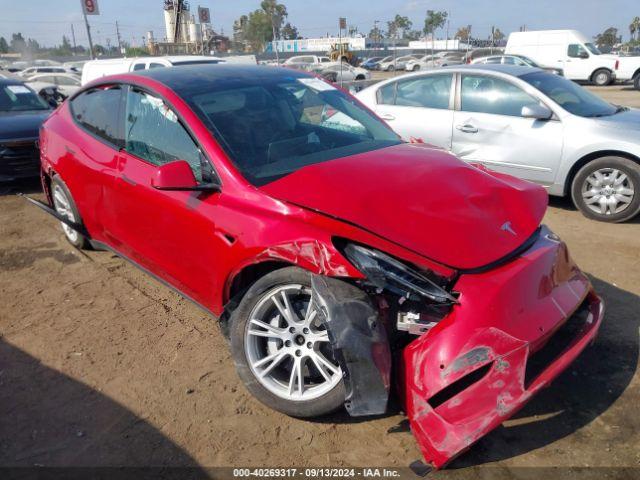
left=592, top=69, right=611, bottom=86
left=229, top=266, right=345, bottom=418
left=571, top=156, right=640, bottom=222
left=51, top=176, right=89, bottom=248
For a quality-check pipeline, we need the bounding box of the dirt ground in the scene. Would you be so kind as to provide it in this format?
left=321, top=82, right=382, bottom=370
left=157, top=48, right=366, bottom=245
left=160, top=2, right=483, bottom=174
left=1, top=89, right=639, bottom=478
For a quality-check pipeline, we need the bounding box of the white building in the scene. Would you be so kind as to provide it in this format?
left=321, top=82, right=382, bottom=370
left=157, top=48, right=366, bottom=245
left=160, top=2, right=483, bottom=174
left=268, top=36, right=367, bottom=53
left=408, top=39, right=470, bottom=50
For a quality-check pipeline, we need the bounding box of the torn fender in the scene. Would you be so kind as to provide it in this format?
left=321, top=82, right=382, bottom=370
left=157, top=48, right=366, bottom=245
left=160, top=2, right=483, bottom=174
left=311, top=274, right=391, bottom=416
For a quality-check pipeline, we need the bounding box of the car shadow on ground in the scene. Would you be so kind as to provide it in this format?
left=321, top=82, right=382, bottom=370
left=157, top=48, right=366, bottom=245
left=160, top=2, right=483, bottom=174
left=450, top=276, right=638, bottom=468
left=0, top=339, right=206, bottom=473
left=0, top=177, right=42, bottom=197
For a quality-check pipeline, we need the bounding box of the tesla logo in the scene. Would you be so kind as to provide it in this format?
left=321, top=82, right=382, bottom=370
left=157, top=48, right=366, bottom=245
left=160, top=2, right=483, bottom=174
left=501, top=221, right=516, bottom=236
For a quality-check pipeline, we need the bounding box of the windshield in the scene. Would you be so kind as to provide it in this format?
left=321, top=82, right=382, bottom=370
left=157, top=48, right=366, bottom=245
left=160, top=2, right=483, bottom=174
left=183, top=76, right=401, bottom=186
left=585, top=43, right=601, bottom=55
left=0, top=84, right=49, bottom=112
left=521, top=71, right=617, bottom=117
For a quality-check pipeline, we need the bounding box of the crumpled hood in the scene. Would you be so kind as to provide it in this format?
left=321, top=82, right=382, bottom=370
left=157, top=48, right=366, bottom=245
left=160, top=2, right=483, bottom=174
left=0, top=110, right=50, bottom=141
left=261, top=143, right=548, bottom=270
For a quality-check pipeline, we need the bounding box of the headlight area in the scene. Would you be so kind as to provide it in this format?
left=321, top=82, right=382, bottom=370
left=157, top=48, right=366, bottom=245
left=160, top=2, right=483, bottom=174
left=338, top=242, right=459, bottom=335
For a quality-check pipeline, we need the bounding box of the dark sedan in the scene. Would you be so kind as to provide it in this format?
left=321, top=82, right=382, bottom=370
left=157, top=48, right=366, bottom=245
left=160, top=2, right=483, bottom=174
left=0, top=78, right=52, bottom=182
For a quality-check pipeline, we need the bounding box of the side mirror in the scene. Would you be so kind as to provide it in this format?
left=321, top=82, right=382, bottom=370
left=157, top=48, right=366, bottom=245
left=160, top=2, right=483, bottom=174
left=521, top=103, right=553, bottom=120
left=151, top=160, right=220, bottom=192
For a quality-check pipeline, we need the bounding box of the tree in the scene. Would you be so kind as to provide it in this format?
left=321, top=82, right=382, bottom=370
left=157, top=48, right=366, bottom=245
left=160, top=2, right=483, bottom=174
left=404, top=30, right=422, bottom=41
left=61, top=35, right=72, bottom=54
left=368, top=25, right=385, bottom=42
left=26, top=38, right=40, bottom=52
left=387, top=15, right=412, bottom=39
left=492, top=27, right=505, bottom=43
left=232, top=1, right=288, bottom=52
left=595, top=27, right=619, bottom=48
left=630, top=16, right=640, bottom=42
left=423, top=10, right=447, bottom=38
left=455, top=26, right=472, bottom=42
left=10, top=33, right=27, bottom=53
left=0, top=37, right=8, bottom=53
left=281, top=22, right=299, bottom=40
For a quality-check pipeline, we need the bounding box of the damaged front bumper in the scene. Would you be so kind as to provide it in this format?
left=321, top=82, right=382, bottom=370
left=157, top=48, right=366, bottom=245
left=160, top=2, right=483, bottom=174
left=403, top=226, right=604, bottom=468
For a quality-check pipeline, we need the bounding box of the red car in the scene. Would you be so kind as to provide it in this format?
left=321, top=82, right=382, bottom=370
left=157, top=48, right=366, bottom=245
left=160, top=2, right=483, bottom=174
left=35, top=65, right=604, bottom=469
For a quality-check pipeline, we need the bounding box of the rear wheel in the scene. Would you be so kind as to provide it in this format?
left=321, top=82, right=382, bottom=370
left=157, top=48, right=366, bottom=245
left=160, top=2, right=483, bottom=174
left=51, top=176, right=90, bottom=249
left=412, top=65, right=420, bottom=71
left=229, top=267, right=345, bottom=418
left=592, top=69, right=612, bottom=86
left=634, top=74, right=640, bottom=90
left=571, top=156, right=640, bottom=222
left=387, top=65, right=395, bottom=72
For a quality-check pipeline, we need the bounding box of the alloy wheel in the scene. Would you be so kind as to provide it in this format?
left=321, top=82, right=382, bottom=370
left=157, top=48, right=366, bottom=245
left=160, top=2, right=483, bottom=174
left=52, top=184, right=79, bottom=243
left=581, top=167, right=635, bottom=216
left=244, top=284, right=342, bottom=402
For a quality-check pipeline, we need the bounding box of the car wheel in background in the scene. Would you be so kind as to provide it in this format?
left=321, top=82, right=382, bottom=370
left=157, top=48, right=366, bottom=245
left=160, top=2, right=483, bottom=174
left=51, top=176, right=90, bottom=249
left=229, top=267, right=345, bottom=418
left=634, top=74, right=640, bottom=90
left=571, top=156, right=640, bottom=222
left=591, top=69, right=612, bottom=86
left=387, top=65, right=395, bottom=71
left=412, top=65, right=420, bottom=71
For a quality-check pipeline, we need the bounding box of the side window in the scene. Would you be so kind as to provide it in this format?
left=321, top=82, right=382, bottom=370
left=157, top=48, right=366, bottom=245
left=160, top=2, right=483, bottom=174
left=37, top=75, right=55, bottom=83
left=483, top=57, right=502, bottom=64
left=124, top=89, right=207, bottom=182
left=71, top=86, right=124, bottom=146
left=460, top=75, right=539, bottom=117
left=377, top=82, right=396, bottom=105
left=501, top=57, right=517, bottom=65
left=132, top=63, right=146, bottom=71
left=568, top=44, right=588, bottom=58
left=149, top=63, right=165, bottom=69
left=395, top=74, right=453, bottom=109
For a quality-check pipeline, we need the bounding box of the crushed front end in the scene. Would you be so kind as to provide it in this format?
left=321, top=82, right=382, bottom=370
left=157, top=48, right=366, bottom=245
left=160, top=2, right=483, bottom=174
left=402, top=225, right=603, bottom=468
left=316, top=225, right=603, bottom=469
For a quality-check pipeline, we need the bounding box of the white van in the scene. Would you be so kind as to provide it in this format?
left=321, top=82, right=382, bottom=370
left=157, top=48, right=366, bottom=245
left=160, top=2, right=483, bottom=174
left=505, top=30, right=618, bottom=85
left=81, top=55, right=225, bottom=85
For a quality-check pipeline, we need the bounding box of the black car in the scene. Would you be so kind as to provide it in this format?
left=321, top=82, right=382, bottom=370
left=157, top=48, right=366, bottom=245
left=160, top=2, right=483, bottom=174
left=0, top=79, right=51, bottom=182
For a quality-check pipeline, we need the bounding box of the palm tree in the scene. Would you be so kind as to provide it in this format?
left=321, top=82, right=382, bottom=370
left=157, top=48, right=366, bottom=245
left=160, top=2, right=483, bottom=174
left=630, top=16, right=640, bottom=42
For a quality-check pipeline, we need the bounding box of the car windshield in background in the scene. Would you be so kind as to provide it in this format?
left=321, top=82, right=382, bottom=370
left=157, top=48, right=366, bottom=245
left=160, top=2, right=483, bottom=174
left=0, top=84, right=49, bottom=112
left=521, top=71, right=617, bottom=117
left=184, top=76, right=400, bottom=186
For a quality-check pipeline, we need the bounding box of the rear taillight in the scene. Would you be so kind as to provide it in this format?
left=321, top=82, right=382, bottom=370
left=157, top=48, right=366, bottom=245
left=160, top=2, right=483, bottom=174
left=615, top=60, right=619, bottom=70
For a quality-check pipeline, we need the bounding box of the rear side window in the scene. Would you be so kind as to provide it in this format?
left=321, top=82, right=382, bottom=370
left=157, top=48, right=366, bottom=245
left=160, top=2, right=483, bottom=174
left=71, top=87, right=124, bottom=146
left=395, top=74, right=452, bottom=109
left=124, top=88, right=206, bottom=182
left=132, top=63, right=146, bottom=71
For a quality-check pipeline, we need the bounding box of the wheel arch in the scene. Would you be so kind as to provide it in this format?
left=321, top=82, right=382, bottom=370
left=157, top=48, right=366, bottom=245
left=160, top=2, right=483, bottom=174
left=564, top=150, right=640, bottom=196
left=590, top=67, right=613, bottom=83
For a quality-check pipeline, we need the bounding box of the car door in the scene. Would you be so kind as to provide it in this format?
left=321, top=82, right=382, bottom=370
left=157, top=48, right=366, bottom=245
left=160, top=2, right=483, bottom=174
left=564, top=44, right=591, bottom=80
left=373, top=73, right=454, bottom=148
left=104, top=86, right=225, bottom=306
left=66, top=85, right=125, bottom=238
left=451, top=73, right=563, bottom=185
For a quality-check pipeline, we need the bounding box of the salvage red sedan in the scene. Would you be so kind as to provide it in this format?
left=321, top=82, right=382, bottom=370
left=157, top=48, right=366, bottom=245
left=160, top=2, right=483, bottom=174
left=34, top=65, right=604, bottom=468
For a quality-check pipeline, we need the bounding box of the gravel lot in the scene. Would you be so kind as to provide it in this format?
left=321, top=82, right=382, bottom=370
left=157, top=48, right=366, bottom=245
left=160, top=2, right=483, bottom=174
left=0, top=85, right=639, bottom=477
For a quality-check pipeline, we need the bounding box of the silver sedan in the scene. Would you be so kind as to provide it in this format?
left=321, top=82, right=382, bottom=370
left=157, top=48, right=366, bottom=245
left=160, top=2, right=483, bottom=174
left=356, top=64, right=640, bottom=222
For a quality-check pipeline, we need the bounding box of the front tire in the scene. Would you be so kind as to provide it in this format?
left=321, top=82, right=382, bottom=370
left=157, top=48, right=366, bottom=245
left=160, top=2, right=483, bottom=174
left=571, top=156, right=640, bottom=222
left=229, top=267, right=345, bottom=418
left=634, top=74, right=640, bottom=90
left=412, top=65, right=420, bottom=71
left=387, top=65, right=395, bottom=72
left=51, top=175, right=90, bottom=249
left=592, top=69, right=612, bottom=86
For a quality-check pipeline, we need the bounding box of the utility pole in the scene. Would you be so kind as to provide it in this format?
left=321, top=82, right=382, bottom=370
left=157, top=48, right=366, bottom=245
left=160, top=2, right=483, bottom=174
left=116, top=21, right=123, bottom=55
left=445, top=12, right=450, bottom=50
left=82, top=7, right=95, bottom=59
left=374, top=20, right=380, bottom=49
left=71, top=23, right=77, bottom=55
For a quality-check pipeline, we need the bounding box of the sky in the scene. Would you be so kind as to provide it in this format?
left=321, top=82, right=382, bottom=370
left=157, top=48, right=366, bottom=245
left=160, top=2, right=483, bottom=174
left=0, top=0, right=638, bottom=48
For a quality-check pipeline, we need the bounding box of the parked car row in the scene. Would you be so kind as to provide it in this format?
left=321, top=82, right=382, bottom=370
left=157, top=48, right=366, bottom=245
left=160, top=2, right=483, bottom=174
left=24, top=64, right=604, bottom=471
left=356, top=64, right=640, bottom=222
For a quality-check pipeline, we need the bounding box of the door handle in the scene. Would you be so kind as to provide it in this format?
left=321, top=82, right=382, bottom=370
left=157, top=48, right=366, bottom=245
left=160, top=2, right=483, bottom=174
left=456, top=124, right=478, bottom=133
left=379, top=113, right=395, bottom=121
